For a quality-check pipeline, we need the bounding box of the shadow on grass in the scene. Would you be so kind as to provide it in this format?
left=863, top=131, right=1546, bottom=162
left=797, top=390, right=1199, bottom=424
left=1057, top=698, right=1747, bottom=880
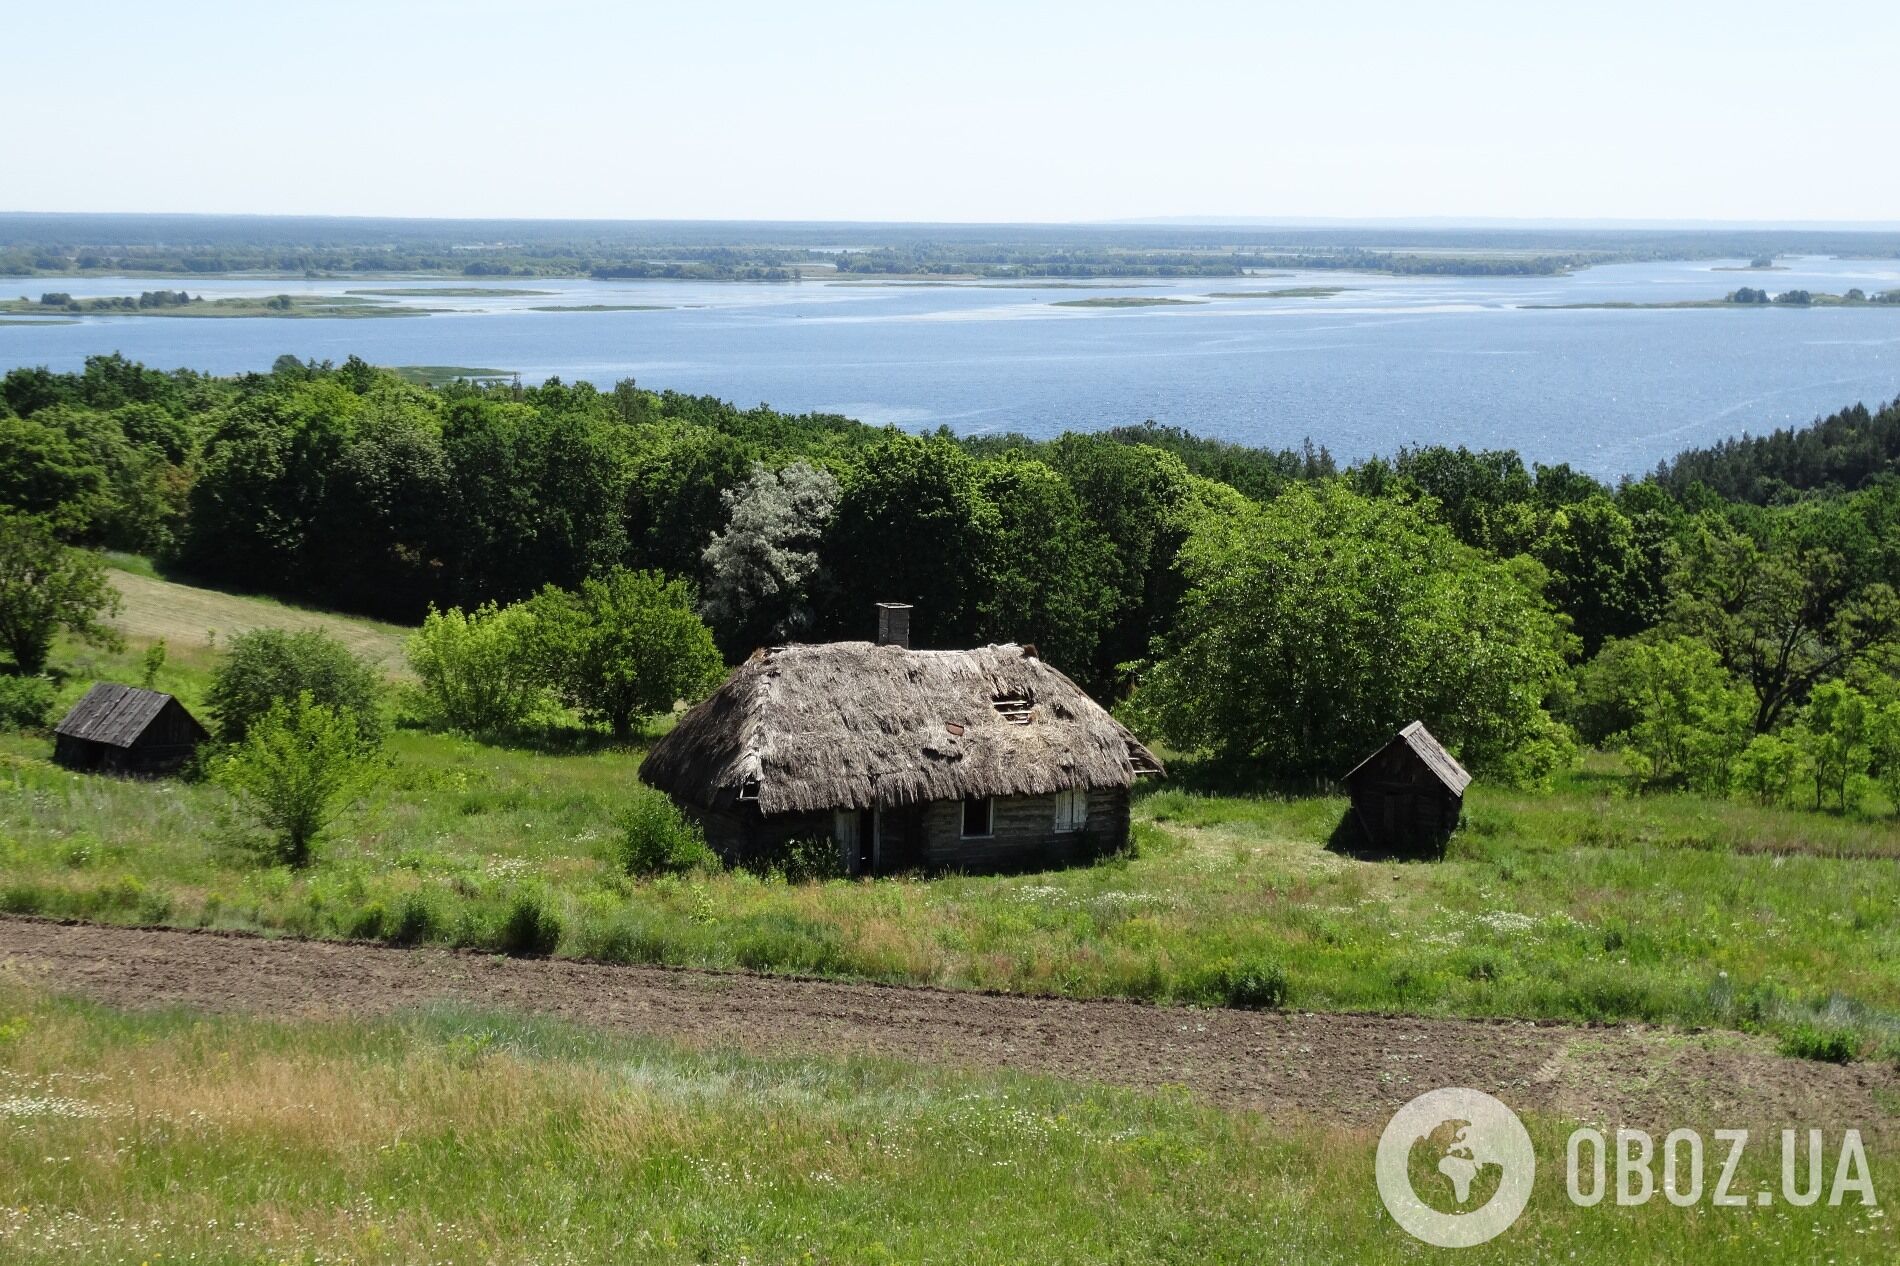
left=1133, top=754, right=1336, bottom=800
left=391, top=717, right=642, bottom=757
left=1321, top=805, right=1451, bottom=863
left=491, top=727, right=642, bottom=757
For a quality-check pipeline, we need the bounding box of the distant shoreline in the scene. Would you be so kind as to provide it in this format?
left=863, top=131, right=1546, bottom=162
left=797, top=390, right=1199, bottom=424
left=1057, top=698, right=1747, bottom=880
left=1525, top=291, right=1900, bottom=311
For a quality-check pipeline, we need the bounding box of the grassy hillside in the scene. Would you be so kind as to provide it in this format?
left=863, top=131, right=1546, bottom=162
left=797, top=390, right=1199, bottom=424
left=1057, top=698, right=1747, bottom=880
left=0, top=986, right=1888, bottom=1265
left=6, top=612, right=1899, bottom=1060
left=98, top=556, right=411, bottom=671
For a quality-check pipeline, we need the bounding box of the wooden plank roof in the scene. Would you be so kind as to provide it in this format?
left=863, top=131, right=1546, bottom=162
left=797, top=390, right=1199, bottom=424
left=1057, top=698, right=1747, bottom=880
left=54, top=683, right=190, bottom=748
left=1343, top=720, right=1472, bottom=795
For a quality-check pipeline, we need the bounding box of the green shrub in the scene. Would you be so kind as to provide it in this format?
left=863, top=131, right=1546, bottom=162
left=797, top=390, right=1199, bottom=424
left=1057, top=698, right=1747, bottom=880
left=0, top=882, right=45, bottom=915
left=404, top=602, right=549, bottom=734
left=524, top=568, right=725, bottom=740
left=616, top=789, right=715, bottom=877
left=1455, top=949, right=1507, bottom=983
left=1561, top=966, right=1657, bottom=1022
left=211, top=693, right=377, bottom=869
left=498, top=889, right=563, bottom=957
left=208, top=627, right=386, bottom=743
left=0, top=674, right=56, bottom=730
left=386, top=890, right=442, bottom=945
left=732, top=912, right=848, bottom=975
left=576, top=911, right=670, bottom=964
left=0, top=515, right=124, bottom=675
left=750, top=834, right=845, bottom=884
left=1778, top=1024, right=1860, bottom=1064
left=1184, top=955, right=1289, bottom=1010
left=346, top=902, right=389, bottom=940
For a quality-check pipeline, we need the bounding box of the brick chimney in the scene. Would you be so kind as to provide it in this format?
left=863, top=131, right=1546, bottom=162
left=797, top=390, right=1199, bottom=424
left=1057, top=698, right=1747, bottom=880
left=875, top=603, right=912, bottom=649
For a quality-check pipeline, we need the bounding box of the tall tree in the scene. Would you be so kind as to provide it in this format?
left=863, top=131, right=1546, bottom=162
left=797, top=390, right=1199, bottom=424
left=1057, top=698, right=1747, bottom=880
left=700, top=461, right=840, bottom=656
left=307, top=388, right=451, bottom=616
left=1534, top=495, right=1668, bottom=655
left=1667, top=510, right=1900, bottom=731
left=527, top=568, right=723, bottom=739
left=1132, top=482, right=1574, bottom=782
left=623, top=423, right=751, bottom=580
left=0, top=515, right=123, bottom=675
left=1047, top=436, right=1194, bottom=692
left=976, top=455, right=1115, bottom=680
left=818, top=433, right=1001, bottom=647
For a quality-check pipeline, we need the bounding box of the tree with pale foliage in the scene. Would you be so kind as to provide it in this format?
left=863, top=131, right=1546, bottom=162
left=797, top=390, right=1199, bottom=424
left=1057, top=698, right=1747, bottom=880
left=700, top=461, right=839, bottom=655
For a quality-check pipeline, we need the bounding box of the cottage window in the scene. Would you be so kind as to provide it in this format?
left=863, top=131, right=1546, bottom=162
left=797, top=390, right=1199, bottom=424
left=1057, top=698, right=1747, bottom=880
left=1053, top=787, right=1087, bottom=833
left=961, top=796, right=993, bottom=838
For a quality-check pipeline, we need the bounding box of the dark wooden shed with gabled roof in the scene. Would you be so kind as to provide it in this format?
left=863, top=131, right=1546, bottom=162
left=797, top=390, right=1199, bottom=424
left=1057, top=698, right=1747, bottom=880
left=53, top=683, right=209, bottom=776
left=1342, top=721, right=1470, bottom=858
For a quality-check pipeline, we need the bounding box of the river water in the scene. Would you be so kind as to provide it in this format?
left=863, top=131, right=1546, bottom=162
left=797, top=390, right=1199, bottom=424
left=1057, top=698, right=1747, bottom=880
left=4, top=255, right=1898, bottom=478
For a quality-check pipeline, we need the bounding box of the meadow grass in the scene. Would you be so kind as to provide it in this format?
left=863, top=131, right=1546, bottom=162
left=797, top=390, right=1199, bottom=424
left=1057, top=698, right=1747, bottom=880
left=98, top=558, right=413, bottom=671
left=0, top=985, right=1889, bottom=1264
left=5, top=627, right=1899, bottom=1058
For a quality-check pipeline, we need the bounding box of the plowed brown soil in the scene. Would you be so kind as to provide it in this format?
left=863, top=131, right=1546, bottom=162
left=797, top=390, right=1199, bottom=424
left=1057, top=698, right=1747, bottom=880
left=3, top=916, right=1892, bottom=1131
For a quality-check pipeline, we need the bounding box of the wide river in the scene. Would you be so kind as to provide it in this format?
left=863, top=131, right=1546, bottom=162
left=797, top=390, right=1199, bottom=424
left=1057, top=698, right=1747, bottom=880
left=5, top=256, right=1899, bottom=478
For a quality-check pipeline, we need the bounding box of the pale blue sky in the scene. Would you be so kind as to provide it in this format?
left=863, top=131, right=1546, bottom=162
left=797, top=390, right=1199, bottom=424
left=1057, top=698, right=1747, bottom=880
left=7, top=0, right=1897, bottom=223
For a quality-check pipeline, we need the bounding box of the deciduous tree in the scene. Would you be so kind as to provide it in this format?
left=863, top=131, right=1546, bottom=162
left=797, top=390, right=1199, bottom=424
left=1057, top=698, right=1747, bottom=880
left=1132, top=483, right=1574, bottom=781
left=0, top=515, right=122, bottom=675
left=527, top=568, right=723, bottom=739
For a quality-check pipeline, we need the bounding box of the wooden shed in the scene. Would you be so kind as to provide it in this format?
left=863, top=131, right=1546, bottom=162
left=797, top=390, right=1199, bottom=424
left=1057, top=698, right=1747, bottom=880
left=53, top=683, right=209, bottom=776
left=639, top=609, right=1163, bottom=876
left=1341, top=721, right=1470, bottom=858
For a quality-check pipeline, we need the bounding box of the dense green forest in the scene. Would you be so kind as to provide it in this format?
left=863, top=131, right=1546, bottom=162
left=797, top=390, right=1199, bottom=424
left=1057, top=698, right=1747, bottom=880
left=6, top=352, right=1900, bottom=807
left=8, top=214, right=1900, bottom=280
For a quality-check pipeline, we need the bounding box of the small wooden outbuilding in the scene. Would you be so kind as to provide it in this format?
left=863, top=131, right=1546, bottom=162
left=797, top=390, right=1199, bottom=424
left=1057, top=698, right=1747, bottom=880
left=1342, top=721, right=1470, bottom=858
left=53, top=683, right=209, bottom=776
left=639, top=606, right=1164, bottom=875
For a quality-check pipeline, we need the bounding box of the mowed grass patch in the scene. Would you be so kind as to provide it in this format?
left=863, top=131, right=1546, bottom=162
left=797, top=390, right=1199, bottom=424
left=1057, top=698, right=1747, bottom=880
left=100, top=560, right=412, bottom=670
left=0, top=986, right=1890, bottom=1265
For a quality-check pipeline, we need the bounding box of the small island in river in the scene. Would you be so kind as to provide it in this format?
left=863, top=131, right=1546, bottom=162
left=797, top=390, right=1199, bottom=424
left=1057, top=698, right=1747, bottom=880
left=1052, top=296, right=1204, bottom=308
left=527, top=303, right=672, bottom=312
left=1527, top=286, right=1900, bottom=311
left=1206, top=286, right=1348, bottom=299
left=1, top=290, right=435, bottom=319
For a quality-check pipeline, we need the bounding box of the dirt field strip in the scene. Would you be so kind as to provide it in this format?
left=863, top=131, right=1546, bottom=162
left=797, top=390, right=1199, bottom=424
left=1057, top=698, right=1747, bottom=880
left=2, top=916, right=1892, bottom=1131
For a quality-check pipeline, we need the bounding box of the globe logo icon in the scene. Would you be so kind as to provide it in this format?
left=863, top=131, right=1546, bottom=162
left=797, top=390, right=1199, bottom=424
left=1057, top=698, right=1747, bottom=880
left=1376, top=1088, right=1536, bottom=1247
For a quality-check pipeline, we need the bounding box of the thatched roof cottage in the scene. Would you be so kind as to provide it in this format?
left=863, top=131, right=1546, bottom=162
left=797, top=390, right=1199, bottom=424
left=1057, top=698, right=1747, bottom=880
left=640, top=605, right=1163, bottom=874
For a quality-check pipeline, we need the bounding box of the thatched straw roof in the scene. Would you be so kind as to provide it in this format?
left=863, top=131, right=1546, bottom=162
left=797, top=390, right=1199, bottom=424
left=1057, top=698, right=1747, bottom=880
left=641, top=642, right=1164, bottom=815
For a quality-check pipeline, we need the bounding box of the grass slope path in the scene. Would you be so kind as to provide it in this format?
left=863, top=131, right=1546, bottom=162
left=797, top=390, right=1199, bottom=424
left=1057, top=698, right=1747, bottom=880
left=2, top=916, right=1892, bottom=1133
left=105, top=565, right=411, bottom=671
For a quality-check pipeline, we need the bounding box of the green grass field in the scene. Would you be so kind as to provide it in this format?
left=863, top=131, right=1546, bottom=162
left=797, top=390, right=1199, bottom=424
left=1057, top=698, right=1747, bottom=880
left=0, top=985, right=1888, bottom=1265
left=5, top=573, right=1899, bottom=1060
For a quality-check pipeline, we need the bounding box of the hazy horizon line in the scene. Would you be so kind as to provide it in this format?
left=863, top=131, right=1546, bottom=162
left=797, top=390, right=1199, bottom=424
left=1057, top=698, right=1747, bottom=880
left=8, top=209, right=1900, bottom=233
